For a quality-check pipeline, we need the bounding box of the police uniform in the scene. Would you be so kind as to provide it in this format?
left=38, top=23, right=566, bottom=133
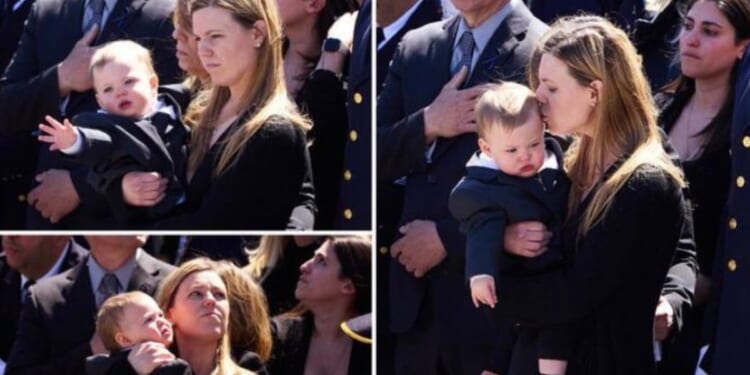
left=704, top=48, right=750, bottom=375
left=335, top=0, right=371, bottom=229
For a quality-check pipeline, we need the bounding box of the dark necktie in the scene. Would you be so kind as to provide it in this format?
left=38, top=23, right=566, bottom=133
left=455, top=30, right=475, bottom=74
left=98, top=273, right=120, bottom=306
left=21, top=279, right=35, bottom=304
left=83, top=0, right=105, bottom=33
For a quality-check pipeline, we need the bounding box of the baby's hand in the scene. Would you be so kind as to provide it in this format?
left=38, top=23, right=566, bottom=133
left=470, top=277, right=497, bottom=308
left=38, top=115, right=77, bottom=151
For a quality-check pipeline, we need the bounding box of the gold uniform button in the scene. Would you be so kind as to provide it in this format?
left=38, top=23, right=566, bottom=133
left=353, top=92, right=363, bottom=104
left=344, top=170, right=352, bottom=181
left=344, top=209, right=353, bottom=220
left=729, top=218, right=738, bottom=230
left=728, top=259, right=738, bottom=272
left=738, top=176, right=746, bottom=188
left=349, top=130, right=358, bottom=142
left=17, top=194, right=25, bottom=202
left=379, top=246, right=388, bottom=255
left=744, top=136, right=750, bottom=148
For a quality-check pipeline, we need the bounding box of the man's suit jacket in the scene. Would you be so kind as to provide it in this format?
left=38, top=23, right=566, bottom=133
left=334, top=0, right=370, bottom=230
left=375, top=0, right=443, bottom=92
left=374, top=2, right=442, bottom=372
left=377, top=1, right=547, bottom=343
left=703, top=48, right=750, bottom=375
left=0, top=0, right=180, bottom=229
left=0, top=0, right=33, bottom=73
left=0, top=240, right=88, bottom=361
left=5, top=251, right=175, bottom=375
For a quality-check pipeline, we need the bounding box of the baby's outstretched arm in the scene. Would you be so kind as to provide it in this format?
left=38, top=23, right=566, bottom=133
left=38, top=115, right=78, bottom=151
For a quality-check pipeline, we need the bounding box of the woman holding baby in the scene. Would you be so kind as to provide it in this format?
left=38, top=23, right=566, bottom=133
left=494, top=15, right=690, bottom=375
left=122, top=0, right=314, bottom=230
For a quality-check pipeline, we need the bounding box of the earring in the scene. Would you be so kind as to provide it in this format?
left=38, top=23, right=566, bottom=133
left=255, top=41, right=262, bottom=48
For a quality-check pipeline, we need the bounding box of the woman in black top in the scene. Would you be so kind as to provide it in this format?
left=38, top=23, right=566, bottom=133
left=120, top=0, right=314, bottom=230
left=269, top=236, right=371, bottom=375
left=653, top=1, right=750, bottom=373
left=497, top=16, right=688, bottom=375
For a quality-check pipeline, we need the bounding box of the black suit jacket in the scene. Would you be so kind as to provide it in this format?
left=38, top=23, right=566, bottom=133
left=69, top=92, right=189, bottom=226
left=5, top=251, right=175, bottom=375
left=0, top=0, right=33, bottom=74
left=375, top=0, right=442, bottom=93
left=449, top=138, right=569, bottom=280
left=0, top=0, right=180, bottom=229
left=0, top=240, right=88, bottom=361
left=377, top=1, right=547, bottom=344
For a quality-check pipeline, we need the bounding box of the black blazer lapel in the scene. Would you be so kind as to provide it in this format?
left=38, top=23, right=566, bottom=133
left=431, top=16, right=464, bottom=161
left=64, top=261, right=98, bottom=322
left=466, top=3, right=533, bottom=86
left=127, top=252, right=163, bottom=296
left=60, top=0, right=86, bottom=43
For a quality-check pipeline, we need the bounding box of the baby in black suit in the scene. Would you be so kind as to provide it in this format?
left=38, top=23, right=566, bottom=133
left=38, top=40, right=188, bottom=224
left=449, top=82, right=570, bottom=375
left=87, top=291, right=192, bottom=375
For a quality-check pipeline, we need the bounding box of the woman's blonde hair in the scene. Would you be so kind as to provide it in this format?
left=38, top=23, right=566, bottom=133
left=528, top=15, right=685, bottom=237
left=186, top=0, right=311, bottom=176
left=157, top=258, right=253, bottom=375
left=215, top=261, right=273, bottom=361
left=244, top=236, right=289, bottom=280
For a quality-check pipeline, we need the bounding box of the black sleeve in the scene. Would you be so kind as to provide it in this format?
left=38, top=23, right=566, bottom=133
left=660, top=208, right=698, bottom=338
left=376, top=42, right=429, bottom=183
left=0, top=2, right=63, bottom=135
left=6, top=292, right=92, bottom=374
left=303, top=69, right=347, bottom=229
left=449, top=180, right=506, bottom=281
left=496, top=168, right=686, bottom=327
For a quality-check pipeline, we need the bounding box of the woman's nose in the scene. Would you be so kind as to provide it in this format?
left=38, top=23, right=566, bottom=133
left=299, top=259, right=312, bottom=274
left=534, top=86, right=546, bottom=102
left=682, top=29, right=699, bottom=47
left=202, top=293, right=217, bottom=307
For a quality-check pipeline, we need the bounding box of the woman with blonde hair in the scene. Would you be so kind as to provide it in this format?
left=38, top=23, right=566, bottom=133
left=121, top=0, right=314, bottom=229
left=496, top=16, right=689, bottom=375
left=127, top=257, right=253, bottom=375
left=215, top=261, right=273, bottom=366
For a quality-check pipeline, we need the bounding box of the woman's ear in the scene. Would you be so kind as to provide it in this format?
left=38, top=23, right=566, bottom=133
left=738, top=39, right=750, bottom=59
left=252, top=20, right=267, bottom=48
left=340, top=279, right=356, bottom=295
left=589, top=80, right=603, bottom=108
left=305, top=0, right=325, bottom=14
